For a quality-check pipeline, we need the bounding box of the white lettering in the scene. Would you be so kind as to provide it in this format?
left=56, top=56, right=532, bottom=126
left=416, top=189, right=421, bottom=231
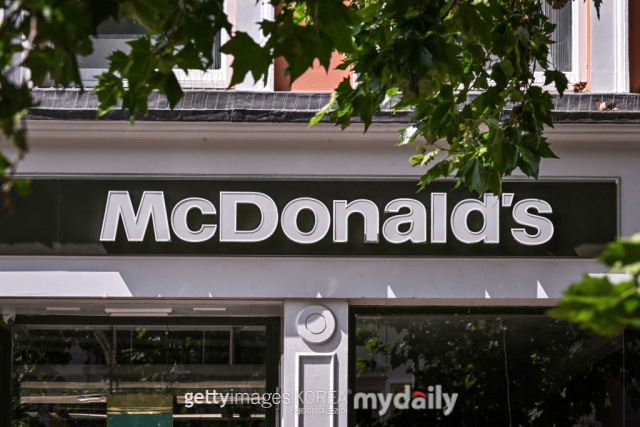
left=430, top=193, right=448, bottom=243
left=100, top=190, right=556, bottom=249
left=442, top=392, right=458, bottom=416
left=171, top=197, right=217, bottom=242
left=333, top=199, right=380, bottom=243
left=100, top=191, right=170, bottom=242
left=511, top=199, right=554, bottom=245
left=355, top=393, right=377, bottom=410
left=393, top=385, right=411, bottom=410
left=219, top=392, right=229, bottom=407
left=219, top=192, right=278, bottom=242
left=281, top=198, right=331, bottom=244
left=383, top=199, right=427, bottom=243
left=451, top=194, right=500, bottom=244
left=184, top=393, right=194, bottom=408
left=376, top=392, right=393, bottom=416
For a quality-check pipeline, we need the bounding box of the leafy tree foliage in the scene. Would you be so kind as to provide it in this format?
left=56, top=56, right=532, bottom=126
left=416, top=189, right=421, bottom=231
left=550, top=234, right=640, bottom=335
left=0, top=0, right=602, bottom=210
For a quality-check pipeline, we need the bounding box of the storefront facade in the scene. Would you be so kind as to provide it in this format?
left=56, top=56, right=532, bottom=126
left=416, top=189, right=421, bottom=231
left=2, top=1, right=640, bottom=426
left=1, top=115, right=640, bottom=426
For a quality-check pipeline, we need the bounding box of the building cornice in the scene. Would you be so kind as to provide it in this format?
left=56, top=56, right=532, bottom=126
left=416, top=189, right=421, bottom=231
left=25, top=89, right=640, bottom=125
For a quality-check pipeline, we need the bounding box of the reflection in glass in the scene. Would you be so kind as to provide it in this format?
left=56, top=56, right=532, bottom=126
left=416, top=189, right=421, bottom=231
left=12, top=324, right=268, bottom=426
left=355, top=312, right=640, bottom=426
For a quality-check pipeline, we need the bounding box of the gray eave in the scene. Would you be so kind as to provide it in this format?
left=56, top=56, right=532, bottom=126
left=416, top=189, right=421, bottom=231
left=25, top=89, right=640, bottom=124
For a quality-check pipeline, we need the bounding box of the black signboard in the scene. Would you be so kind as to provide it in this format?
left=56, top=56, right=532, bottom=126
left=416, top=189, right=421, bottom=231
left=0, top=179, right=617, bottom=257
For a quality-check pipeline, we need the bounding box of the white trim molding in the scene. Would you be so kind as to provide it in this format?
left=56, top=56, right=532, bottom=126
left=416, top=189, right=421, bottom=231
left=294, top=353, right=337, bottom=427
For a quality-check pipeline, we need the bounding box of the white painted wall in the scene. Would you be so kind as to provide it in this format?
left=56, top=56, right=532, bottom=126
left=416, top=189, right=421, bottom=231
left=590, top=0, right=630, bottom=92
left=0, top=121, right=639, bottom=302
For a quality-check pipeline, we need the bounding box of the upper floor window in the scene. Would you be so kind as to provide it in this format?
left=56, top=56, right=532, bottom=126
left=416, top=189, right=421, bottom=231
left=543, top=1, right=572, bottom=72
left=75, top=17, right=146, bottom=86
left=534, top=0, right=581, bottom=85
left=41, top=16, right=226, bottom=89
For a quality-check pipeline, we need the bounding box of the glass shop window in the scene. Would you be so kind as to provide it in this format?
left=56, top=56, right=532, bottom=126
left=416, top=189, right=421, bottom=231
left=353, top=310, right=640, bottom=426
left=12, top=323, right=270, bottom=426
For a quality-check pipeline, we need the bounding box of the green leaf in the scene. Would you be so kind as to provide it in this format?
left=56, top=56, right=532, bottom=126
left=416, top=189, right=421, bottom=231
left=358, top=2, right=382, bottom=21
left=220, top=32, right=273, bottom=87
left=421, top=149, right=440, bottom=166
left=0, top=0, right=579, bottom=208
left=409, top=155, right=423, bottom=167
left=544, top=70, right=569, bottom=95
left=160, top=73, right=184, bottom=109
left=410, top=149, right=440, bottom=167
left=382, top=87, right=399, bottom=106
left=462, top=157, right=487, bottom=195
left=119, top=0, right=174, bottom=33
left=95, top=73, right=124, bottom=119
left=418, top=160, right=452, bottom=189
left=309, top=98, right=336, bottom=127
left=0, top=154, right=10, bottom=170
left=499, top=59, right=514, bottom=76
left=549, top=275, right=640, bottom=336
left=598, top=234, right=640, bottom=275
left=419, top=44, right=433, bottom=70
left=397, top=123, right=423, bottom=146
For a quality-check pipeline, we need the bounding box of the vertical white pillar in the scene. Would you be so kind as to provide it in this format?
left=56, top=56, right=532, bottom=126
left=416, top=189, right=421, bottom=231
left=282, top=300, right=349, bottom=427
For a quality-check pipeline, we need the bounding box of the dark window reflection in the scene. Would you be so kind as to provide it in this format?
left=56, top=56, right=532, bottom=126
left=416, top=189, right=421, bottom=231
left=12, top=324, right=268, bottom=426
left=355, top=312, right=640, bottom=426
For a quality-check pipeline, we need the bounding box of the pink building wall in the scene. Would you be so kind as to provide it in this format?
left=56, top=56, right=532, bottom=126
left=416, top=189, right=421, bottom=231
left=275, top=52, right=351, bottom=92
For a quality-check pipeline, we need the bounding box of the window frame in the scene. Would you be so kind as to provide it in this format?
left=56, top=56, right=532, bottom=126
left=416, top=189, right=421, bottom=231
left=347, top=308, right=626, bottom=427
left=4, top=314, right=281, bottom=427
left=39, top=1, right=230, bottom=89
left=533, top=0, right=581, bottom=87
left=173, top=0, right=229, bottom=90
left=348, top=305, right=579, bottom=427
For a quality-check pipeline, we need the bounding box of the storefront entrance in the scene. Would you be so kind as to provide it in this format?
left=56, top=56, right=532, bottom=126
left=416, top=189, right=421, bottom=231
left=7, top=317, right=280, bottom=426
